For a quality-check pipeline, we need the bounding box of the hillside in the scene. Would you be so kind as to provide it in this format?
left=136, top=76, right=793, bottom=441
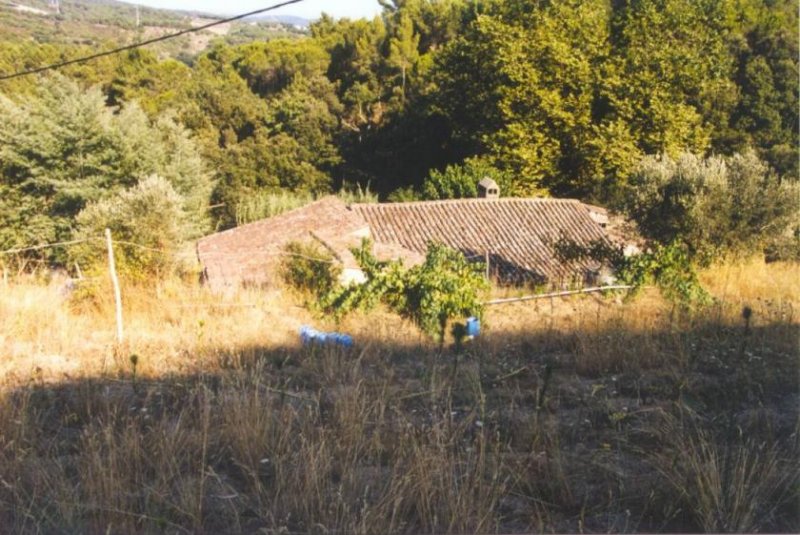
left=0, top=0, right=798, bottom=531
left=0, top=0, right=306, bottom=58
left=0, top=258, right=797, bottom=532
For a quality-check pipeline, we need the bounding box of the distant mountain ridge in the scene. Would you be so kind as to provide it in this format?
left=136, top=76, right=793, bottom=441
left=245, top=14, right=311, bottom=28
left=0, top=0, right=308, bottom=59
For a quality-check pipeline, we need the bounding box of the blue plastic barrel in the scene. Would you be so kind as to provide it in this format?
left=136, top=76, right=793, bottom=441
left=299, top=326, right=354, bottom=347
left=466, top=317, right=480, bottom=337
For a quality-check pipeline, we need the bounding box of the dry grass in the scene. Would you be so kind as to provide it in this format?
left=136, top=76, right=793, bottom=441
left=0, top=259, right=797, bottom=533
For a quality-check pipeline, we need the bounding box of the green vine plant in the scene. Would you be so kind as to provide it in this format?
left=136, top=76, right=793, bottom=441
left=554, top=237, right=712, bottom=309
left=318, top=240, right=489, bottom=346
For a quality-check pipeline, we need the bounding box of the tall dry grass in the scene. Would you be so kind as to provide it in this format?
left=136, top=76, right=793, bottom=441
left=0, top=258, right=797, bottom=532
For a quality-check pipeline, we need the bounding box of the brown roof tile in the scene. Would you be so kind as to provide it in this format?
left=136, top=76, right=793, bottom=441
left=196, top=196, right=613, bottom=291
left=351, top=198, right=609, bottom=284
left=196, top=196, right=367, bottom=291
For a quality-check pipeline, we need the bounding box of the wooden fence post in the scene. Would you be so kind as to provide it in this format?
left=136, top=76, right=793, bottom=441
left=105, top=228, right=124, bottom=344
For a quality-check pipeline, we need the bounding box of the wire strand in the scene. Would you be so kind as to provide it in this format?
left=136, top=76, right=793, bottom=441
left=112, top=240, right=336, bottom=263
left=0, top=0, right=304, bottom=81
left=0, top=237, right=100, bottom=255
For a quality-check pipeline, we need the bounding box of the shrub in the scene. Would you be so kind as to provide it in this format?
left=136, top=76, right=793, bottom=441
left=555, top=238, right=711, bottom=308
left=764, top=229, right=800, bottom=262
left=421, top=157, right=512, bottom=200
left=235, top=190, right=314, bottom=226
left=69, top=175, right=188, bottom=280
left=399, top=243, right=490, bottom=343
left=0, top=76, right=212, bottom=262
left=387, top=186, right=420, bottom=202
left=336, top=181, right=378, bottom=204
left=623, top=151, right=799, bottom=261
left=322, top=241, right=489, bottom=343
left=280, top=240, right=341, bottom=298
left=234, top=185, right=376, bottom=227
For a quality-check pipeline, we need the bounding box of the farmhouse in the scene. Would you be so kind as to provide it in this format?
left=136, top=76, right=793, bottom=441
left=196, top=188, right=614, bottom=292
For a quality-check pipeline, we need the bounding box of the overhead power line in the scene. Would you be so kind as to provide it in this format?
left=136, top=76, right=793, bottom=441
left=0, top=0, right=304, bottom=81
left=0, top=237, right=100, bottom=255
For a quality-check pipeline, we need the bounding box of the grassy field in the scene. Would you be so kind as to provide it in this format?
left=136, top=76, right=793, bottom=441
left=0, top=259, right=797, bottom=533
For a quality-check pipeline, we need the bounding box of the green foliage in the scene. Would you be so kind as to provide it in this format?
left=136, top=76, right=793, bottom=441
left=232, top=39, right=330, bottom=97
left=433, top=0, right=615, bottom=196
left=312, top=15, right=387, bottom=130
left=623, top=151, right=800, bottom=261
left=386, top=13, right=420, bottom=104
left=387, top=186, right=420, bottom=202
left=555, top=238, right=711, bottom=308
left=321, top=242, right=407, bottom=315
left=398, top=242, right=490, bottom=342
left=220, top=22, right=305, bottom=47
left=1, top=0, right=797, bottom=247
left=764, top=229, right=800, bottom=263
left=617, top=243, right=711, bottom=307
left=235, top=191, right=315, bottom=227
left=728, top=1, right=799, bottom=177
left=322, top=241, right=489, bottom=342
left=0, top=75, right=212, bottom=262
left=180, top=43, right=341, bottom=229
left=605, top=0, right=733, bottom=156
left=280, top=241, right=341, bottom=298
left=421, top=157, right=511, bottom=200
left=266, top=74, right=343, bottom=172
left=234, top=184, right=376, bottom=227
left=70, top=175, right=187, bottom=279
left=432, top=0, right=797, bottom=198
left=336, top=181, right=379, bottom=204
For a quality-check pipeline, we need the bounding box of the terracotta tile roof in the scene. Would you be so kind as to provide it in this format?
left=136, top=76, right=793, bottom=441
left=196, top=196, right=368, bottom=291
left=196, top=195, right=614, bottom=291
left=351, top=198, right=609, bottom=284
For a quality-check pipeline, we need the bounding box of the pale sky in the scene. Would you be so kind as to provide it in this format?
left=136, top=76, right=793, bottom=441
left=118, top=0, right=383, bottom=21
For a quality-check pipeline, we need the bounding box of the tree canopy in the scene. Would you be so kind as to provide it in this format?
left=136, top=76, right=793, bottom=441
left=0, top=0, right=796, bottom=265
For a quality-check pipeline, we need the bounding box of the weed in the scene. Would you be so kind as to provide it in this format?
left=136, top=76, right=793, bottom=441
left=0, top=259, right=795, bottom=532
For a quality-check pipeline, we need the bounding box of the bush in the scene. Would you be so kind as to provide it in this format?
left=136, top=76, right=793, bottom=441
left=322, top=241, right=489, bottom=343
left=555, top=238, right=711, bottom=308
left=280, top=240, right=341, bottom=298
left=0, top=76, right=212, bottom=263
left=421, top=157, right=512, bottom=200
left=623, top=151, right=799, bottom=262
left=234, top=185, right=376, bottom=227
left=235, top=191, right=314, bottom=226
left=69, top=175, right=188, bottom=280
left=764, top=229, right=800, bottom=263
left=387, top=186, right=420, bottom=202
left=336, top=181, right=378, bottom=204
left=400, top=243, right=490, bottom=342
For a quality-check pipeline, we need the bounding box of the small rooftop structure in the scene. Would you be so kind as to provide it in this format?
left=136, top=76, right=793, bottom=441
left=477, top=177, right=500, bottom=199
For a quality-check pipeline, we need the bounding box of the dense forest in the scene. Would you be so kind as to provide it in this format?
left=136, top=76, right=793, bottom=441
left=0, top=5, right=798, bottom=532
left=0, top=0, right=798, bottom=263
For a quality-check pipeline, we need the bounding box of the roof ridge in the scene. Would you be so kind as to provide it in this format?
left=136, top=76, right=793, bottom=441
left=351, top=197, right=583, bottom=209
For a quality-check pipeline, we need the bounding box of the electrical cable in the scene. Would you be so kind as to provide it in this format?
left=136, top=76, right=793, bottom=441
left=0, top=0, right=303, bottom=81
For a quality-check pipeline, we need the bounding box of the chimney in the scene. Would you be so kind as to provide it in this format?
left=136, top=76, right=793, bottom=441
left=477, top=177, right=499, bottom=199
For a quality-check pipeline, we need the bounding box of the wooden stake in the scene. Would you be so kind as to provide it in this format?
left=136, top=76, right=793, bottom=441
left=485, top=251, right=490, bottom=281
left=105, top=228, right=124, bottom=344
